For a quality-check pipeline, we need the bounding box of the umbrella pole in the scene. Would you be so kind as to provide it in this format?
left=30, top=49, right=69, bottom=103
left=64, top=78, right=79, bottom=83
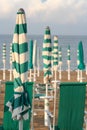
left=44, top=83, right=49, bottom=126
left=19, top=119, right=23, bottom=130
left=80, top=70, right=82, bottom=82
left=59, top=63, right=62, bottom=80
left=3, top=61, right=6, bottom=80
left=10, top=63, right=12, bottom=81
left=29, top=69, right=32, bottom=81
left=86, top=64, right=87, bottom=75
left=53, top=70, right=57, bottom=130
left=68, top=62, right=70, bottom=80
left=34, top=67, right=36, bottom=82
left=77, top=69, right=80, bottom=81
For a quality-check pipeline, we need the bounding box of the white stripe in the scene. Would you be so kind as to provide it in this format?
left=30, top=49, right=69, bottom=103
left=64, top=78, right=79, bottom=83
left=13, top=69, right=28, bottom=83
left=43, top=59, right=51, bottom=65
left=13, top=33, right=27, bottom=44
left=12, top=105, right=30, bottom=120
left=54, top=36, right=58, bottom=41
left=16, top=14, right=26, bottom=25
left=12, top=52, right=28, bottom=64
left=42, top=51, right=51, bottom=56
left=43, top=43, right=51, bottom=48
left=14, top=86, right=24, bottom=93
left=44, top=34, right=51, bottom=39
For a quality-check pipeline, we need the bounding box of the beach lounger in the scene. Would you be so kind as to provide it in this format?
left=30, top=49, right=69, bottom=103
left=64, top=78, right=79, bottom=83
left=55, top=82, right=87, bottom=130
left=0, top=81, right=33, bottom=130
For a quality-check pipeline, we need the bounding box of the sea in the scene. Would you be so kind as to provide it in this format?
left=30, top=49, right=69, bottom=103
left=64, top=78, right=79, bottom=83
left=0, top=34, right=87, bottom=71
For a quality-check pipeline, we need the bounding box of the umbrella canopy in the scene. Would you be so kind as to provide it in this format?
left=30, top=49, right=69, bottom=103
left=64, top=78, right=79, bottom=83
left=42, top=26, right=52, bottom=84
left=78, top=41, right=85, bottom=70
left=29, top=39, right=33, bottom=69
left=6, top=8, right=30, bottom=120
left=53, top=36, right=58, bottom=71
left=67, top=45, right=71, bottom=61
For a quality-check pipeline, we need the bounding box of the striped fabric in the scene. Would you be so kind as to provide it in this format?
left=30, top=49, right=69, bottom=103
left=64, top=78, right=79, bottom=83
left=53, top=36, right=58, bottom=70
left=6, top=8, right=30, bottom=120
left=3, top=43, right=6, bottom=62
left=67, top=45, right=71, bottom=62
left=42, top=26, right=52, bottom=83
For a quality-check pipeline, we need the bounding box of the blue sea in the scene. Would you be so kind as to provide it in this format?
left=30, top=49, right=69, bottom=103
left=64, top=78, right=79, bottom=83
left=0, top=34, right=87, bottom=70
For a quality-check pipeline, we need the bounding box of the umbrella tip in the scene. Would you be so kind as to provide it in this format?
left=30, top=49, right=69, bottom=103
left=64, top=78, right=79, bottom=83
left=18, top=8, right=25, bottom=14
left=46, top=26, right=50, bottom=30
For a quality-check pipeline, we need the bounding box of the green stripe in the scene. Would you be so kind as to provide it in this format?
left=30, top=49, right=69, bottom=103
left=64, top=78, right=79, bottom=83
left=42, top=47, right=52, bottom=52
left=42, top=55, right=51, bottom=60
left=53, top=62, right=58, bottom=65
left=14, top=23, right=27, bottom=34
left=17, top=12, right=24, bottom=14
left=44, top=70, right=51, bottom=76
left=53, top=46, right=58, bottom=49
left=13, top=92, right=29, bottom=109
left=43, top=63, right=51, bottom=68
left=13, top=61, right=28, bottom=74
left=45, top=30, right=50, bottom=34
left=12, top=42, right=28, bottom=54
left=44, top=39, right=51, bottom=43
left=54, top=40, right=58, bottom=43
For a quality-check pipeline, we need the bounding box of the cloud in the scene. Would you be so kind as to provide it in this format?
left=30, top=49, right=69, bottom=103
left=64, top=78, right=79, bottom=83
left=0, top=0, right=87, bottom=34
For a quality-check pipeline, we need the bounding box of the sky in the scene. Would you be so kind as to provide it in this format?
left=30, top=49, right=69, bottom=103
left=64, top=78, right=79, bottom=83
left=0, top=0, right=87, bottom=35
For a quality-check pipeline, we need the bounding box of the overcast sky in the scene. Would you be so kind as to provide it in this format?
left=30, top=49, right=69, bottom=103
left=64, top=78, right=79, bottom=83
left=0, top=0, right=87, bottom=35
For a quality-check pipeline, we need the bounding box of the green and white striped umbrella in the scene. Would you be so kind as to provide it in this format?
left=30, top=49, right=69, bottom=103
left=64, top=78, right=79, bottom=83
left=6, top=8, right=30, bottom=120
left=42, top=26, right=52, bottom=84
left=3, top=43, right=6, bottom=62
left=67, top=45, right=71, bottom=61
left=53, top=36, right=58, bottom=71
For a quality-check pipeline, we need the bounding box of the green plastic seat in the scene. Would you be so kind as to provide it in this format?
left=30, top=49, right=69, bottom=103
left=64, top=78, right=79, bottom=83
left=0, top=81, right=33, bottom=130
left=56, top=82, right=87, bottom=130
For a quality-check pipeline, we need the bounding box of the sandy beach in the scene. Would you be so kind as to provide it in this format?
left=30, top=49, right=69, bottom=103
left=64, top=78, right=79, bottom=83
left=0, top=70, right=87, bottom=130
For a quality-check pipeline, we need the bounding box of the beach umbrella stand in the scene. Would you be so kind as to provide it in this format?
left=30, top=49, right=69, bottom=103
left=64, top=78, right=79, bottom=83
left=67, top=45, right=71, bottom=80
left=2, top=43, right=6, bottom=80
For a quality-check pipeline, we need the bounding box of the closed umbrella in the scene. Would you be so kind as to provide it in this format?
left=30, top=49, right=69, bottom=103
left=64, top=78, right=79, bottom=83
left=52, top=35, right=58, bottom=130
left=29, top=39, right=33, bottom=81
left=77, top=41, right=85, bottom=82
left=67, top=45, right=71, bottom=80
left=33, top=40, right=37, bottom=81
left=42, top=26, right=52, bottom=126
left=58, top=46, right=62, bottom=79
left=6, top=8, right=30, bottom=130
left=2, top=43, right=6, bottom=80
